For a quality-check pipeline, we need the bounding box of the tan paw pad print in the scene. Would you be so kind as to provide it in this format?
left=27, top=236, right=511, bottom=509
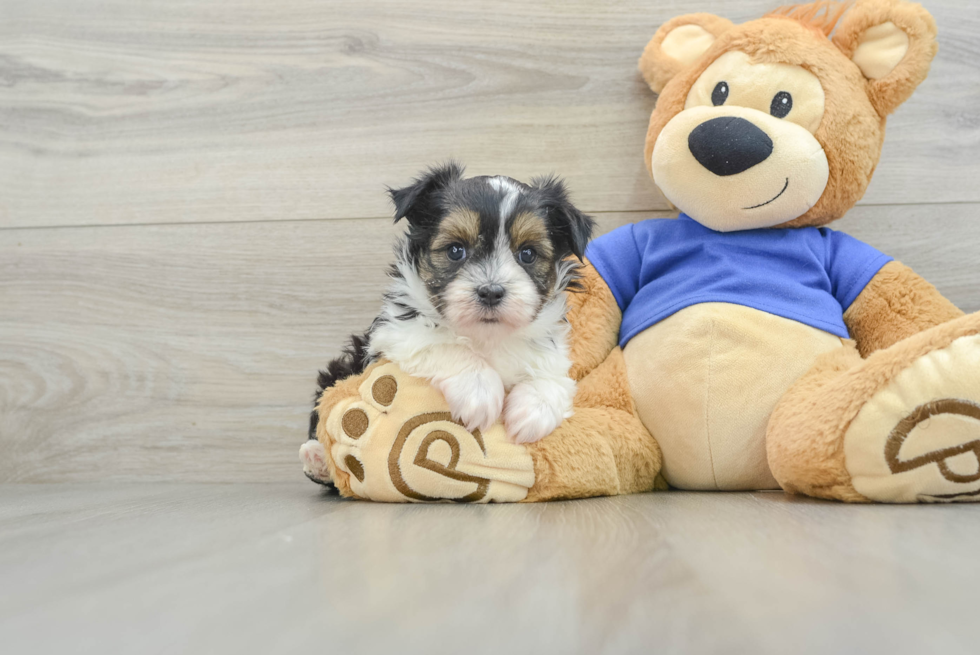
left=845, top=334, right=980, bottom=502
left=323, top=363, right=535, bottom=503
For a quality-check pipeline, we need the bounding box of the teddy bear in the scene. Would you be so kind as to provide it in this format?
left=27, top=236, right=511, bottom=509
left=303, top=0, right=980, bottom=504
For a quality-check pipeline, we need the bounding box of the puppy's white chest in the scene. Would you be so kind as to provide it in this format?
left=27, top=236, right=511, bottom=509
left=478, top=335, right=569, bottom=389
left=482, top=348, right=532, bottom=388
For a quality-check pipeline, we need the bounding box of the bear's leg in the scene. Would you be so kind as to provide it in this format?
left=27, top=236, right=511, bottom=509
left=524, top=348, right=665, bottom=502
left=310, top=349, right=662, bottom=503
left=767, top=312, right=980, bottom=503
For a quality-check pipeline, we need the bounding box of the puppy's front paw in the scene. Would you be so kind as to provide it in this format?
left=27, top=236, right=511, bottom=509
left=436, top=368, right=505, bottom=433
left=504, top=379, right=575, bottom=444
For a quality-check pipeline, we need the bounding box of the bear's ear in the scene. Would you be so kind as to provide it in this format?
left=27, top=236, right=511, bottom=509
left=638, top=13, right=734, bottom=94
left=833, top=0, right=938, bottom=116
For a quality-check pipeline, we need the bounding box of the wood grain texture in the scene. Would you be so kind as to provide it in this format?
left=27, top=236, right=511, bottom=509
left=3, top=484, right=980, bottom=654
left=0, top=0, right=978, bottom=228
left=1, top=205, right=977, bottom=482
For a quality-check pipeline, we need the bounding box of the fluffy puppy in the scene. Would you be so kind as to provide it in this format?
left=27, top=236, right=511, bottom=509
left=309, top=162, right=595, bottom=447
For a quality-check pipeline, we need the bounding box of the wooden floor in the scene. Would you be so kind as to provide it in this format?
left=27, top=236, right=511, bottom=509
left=2, top=1, right=980, bottom=651
left=2, top=484, right=979, bottom=655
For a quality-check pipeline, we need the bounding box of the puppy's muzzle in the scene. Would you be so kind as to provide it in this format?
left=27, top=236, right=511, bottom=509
left=688, top=116, right=773, bottom=177
left=476, top=284, right=506, bottom=308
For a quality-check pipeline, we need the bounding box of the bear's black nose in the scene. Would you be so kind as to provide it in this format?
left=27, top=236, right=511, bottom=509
left=688, top=116, right=773, bottom=176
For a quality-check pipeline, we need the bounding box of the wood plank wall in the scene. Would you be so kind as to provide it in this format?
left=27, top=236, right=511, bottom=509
left=1, top=0, right=978, bottom=482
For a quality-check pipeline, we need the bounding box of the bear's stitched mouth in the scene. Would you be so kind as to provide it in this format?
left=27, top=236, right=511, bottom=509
left=744, top=178, right=789, bottom=210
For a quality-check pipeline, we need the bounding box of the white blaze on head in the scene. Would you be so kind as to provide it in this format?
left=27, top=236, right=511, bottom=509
left=489, top=176, right=520, bottom=225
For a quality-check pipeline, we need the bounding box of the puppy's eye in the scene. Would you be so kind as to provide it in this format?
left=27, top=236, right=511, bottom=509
left=517, top=247, right=537, bottom=265
left=446, top=243, right=467, bottom=261
left=711, top=81, right=729, bottom=106
left=770, top=91, right=792, bottom=118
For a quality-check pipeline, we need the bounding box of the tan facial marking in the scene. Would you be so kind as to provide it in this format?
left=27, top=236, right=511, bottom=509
left=508, top=212, right=553, bottom=259
left=431, top=209, right=480, bottom=251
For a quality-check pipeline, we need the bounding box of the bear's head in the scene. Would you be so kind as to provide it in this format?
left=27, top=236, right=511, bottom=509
left=639, top=0, right=937, bottom=231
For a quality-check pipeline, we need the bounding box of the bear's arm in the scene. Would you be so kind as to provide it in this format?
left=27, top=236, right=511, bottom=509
left=566, top=261, right=622, bottom=381
left=844, top=261, right=964, bottom=357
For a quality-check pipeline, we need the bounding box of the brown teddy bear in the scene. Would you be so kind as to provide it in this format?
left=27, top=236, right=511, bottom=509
left=304, top=0, right=980, bottom=503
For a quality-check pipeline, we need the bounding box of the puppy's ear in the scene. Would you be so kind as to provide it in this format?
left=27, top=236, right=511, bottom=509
left=387, top=162, right=465, bottom=226
left=639, top=14, right=734, bottom=94
left=833, top=0, right=937, bottom=116
left=532, top=175, right=596, bottom=260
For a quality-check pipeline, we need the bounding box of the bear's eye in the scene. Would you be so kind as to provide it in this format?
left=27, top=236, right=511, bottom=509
left=446, top=243, right=467, bottom=261
left=711, top=81, right=729, bottom=106
left=770, top=91, right=793, bottom=118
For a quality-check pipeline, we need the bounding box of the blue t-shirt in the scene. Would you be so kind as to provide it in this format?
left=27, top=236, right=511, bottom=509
left=586, top=214, right=892, bottom=347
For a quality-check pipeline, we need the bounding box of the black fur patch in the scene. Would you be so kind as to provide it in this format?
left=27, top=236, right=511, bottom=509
left=388, top=161, right=465, bottom=266
left=529, top=174, right=596, bottom=262
left=308, top=331, right=373, bottom=440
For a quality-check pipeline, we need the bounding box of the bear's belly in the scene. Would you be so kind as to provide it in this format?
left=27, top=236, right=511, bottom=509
left=623, top=303, right=844, bottom=490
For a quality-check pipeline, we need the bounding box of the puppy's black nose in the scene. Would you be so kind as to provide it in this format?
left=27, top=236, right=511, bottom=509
left=477, top=284, right=506, bottom=307
left=688, top=116, right=773, bottom=176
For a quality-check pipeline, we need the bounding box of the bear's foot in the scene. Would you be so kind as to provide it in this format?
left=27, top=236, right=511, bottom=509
left=769, top=312, right=980, bottom=503
left=316, top=362, right=535, bottom=503
left=844, top=329, right=980, bottom=503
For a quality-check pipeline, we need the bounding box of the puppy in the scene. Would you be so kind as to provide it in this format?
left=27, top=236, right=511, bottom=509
left=308, top=162, right=595, bottom=448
